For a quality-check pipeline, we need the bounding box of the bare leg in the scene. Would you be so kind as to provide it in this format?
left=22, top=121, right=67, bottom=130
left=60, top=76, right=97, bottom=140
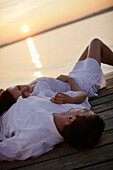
left=78, top=46, right=88, bottom=61
left=78, top=38, right=113, bottom=66
left=87, top=39, right=101, bottom=65
left=78, top=40, right=101, bottom=63
left=101, top=41, right=113, bottom=66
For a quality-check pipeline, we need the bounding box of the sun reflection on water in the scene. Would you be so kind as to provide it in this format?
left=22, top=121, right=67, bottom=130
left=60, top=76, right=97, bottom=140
left=33, top=71, right=43, bottom=77
left=26, top=37, right=43, bottom=77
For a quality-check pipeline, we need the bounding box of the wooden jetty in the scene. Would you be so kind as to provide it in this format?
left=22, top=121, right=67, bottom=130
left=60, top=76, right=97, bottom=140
left=0, top=71, right=113, bottom=170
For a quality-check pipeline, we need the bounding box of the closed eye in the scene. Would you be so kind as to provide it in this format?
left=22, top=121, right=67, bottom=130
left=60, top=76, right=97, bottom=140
left=22, top=92, right=25, bottom=98
left=16, top=86, right=21, bottom=90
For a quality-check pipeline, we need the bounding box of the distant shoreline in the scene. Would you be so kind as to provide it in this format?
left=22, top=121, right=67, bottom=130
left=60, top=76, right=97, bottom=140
left=0, top=6, right=113, bottom=48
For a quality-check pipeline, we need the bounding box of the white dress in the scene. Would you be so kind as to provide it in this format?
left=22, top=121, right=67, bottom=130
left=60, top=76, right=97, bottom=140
left=30, top=58, right=106, bottom=98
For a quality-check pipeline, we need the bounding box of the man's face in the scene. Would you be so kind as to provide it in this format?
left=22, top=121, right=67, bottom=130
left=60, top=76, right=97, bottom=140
left=53, top=108, right=95, bottom=133
left=64, top=108, right=95, bottom=117
left=8, top=85, right=33, bottom=101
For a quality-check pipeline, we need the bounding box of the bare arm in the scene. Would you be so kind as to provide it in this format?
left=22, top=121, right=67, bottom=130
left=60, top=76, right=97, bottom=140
left=50, top=91, right=87, bottom=104
left=29, top=81, right=37, bottom=92
left=57, top=75, right=80, bottom=91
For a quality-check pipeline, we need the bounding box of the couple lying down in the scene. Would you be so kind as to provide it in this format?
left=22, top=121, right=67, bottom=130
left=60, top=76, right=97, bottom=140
left=0, top=38, right=113, bottom=161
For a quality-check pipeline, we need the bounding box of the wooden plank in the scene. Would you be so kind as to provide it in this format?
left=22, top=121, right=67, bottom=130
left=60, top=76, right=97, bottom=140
left=105, top=72, right=113, bottom=79
left=90, top=94, right=113, bottom=106
left=98, top=109, right=113, bottom=120
left=89, top=88, right=113, bottom=101
left=105, top=78, right=113, bottom=84
left=100, top=130, right=113, bottom=146
left=106, top=79, right=113, bottom=84
left=105, top=71, right=113, bottom=77
left=1, top=129, right=113, bottom=170
left=104, top=118, right=113, bottom=131
left=12, top=144, right=113, bottom=170
left=77, top=160, right=113, bottom=170
left=98, top=89, right=113, bottom=97
left=91, top=101, right=113, bottom=113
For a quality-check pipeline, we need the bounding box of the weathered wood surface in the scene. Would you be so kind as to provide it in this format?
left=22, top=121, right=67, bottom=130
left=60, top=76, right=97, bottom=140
left=0, top=71, right=113, bottom=170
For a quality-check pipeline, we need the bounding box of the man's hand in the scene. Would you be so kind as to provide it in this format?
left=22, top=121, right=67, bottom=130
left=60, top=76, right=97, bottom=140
left=50, top=91, right=87, bottom=104
left=50, top=92, right=74, bottom=104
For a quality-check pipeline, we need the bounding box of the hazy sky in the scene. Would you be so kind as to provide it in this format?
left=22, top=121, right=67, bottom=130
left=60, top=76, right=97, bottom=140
left=0, top=0, right=112, bottom=45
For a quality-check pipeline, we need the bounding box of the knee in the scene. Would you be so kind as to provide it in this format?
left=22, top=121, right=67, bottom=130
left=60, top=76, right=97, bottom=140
left=90, top=38, right=102, bottom=47
left=91, top=38, right=101, bottom=44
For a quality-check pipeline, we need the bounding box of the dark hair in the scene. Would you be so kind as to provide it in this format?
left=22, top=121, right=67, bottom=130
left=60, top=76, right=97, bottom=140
left=0, top=90, right=16, bottom=116
left=61, top=114, right=105, bottom=149
left=0, top=89, right=4, bottom=95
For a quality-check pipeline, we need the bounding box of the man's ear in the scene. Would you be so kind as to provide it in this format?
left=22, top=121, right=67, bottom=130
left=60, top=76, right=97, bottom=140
left=67, top=115, right=75, bottom=124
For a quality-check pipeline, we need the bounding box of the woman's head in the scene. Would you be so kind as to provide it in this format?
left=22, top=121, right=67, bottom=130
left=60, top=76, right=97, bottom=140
left=7, top=85, right=32, bottom=100
left=0, top=85, right=33, bottom=116
left=0, top=90, right=16, bottom=116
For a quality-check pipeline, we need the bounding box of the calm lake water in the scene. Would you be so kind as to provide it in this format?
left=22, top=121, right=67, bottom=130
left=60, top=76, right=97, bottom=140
left=0, top=11, right=113, bottom=89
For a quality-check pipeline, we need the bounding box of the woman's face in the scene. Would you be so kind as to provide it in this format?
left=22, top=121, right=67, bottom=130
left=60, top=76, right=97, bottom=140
left=8, top=85, right=33, bottom=101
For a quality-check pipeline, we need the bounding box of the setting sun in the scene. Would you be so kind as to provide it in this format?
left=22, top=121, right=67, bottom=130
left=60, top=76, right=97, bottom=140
left=22, top=25, right=29, bottom=32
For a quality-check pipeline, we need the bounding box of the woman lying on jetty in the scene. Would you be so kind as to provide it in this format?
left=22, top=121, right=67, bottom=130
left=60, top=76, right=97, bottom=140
left=0, top=38, right=113, bottom=112
left=0, top=38, right=113, bottom=160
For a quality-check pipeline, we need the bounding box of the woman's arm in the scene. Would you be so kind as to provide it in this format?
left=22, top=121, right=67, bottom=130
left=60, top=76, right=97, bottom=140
left=50, top=91, right=87, bottom=104
left=29, top=81, right=37, bottom=92
left=57, top=75, right=80, bottom=91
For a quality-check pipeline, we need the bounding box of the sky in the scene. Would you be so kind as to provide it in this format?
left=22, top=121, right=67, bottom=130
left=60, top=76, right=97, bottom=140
left=0, top=0, right=113, bottom=45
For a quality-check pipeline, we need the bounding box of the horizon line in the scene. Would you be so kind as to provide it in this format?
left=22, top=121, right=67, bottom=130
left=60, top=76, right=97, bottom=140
left=0, top=6, right=113, bottom=48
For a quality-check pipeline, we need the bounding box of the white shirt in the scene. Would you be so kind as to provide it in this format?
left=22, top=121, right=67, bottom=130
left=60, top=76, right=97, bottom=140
left=0, top=91, right=90, bottom=161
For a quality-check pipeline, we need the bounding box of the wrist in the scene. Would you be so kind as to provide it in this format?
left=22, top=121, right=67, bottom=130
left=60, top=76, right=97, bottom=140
left=67, top=77, right=74, bottom=83
left=69, top=96, right=76, bottom=104
left=72, top=96, right=77, bottom=104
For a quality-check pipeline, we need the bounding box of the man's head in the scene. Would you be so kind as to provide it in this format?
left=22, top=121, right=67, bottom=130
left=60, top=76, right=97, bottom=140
left=0, top=85, right=33, bottom=116
left=53, top=108, right=105, bottom=149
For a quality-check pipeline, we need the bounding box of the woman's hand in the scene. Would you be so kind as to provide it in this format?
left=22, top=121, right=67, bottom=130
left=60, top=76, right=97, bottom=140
left=56, top=75, right=74, bottom=82
left=57, top=75, right=80, bottom=91
left=50, top=92, right=74, bottom=104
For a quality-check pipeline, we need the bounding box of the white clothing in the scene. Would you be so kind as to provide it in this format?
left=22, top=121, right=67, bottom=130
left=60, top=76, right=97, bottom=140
left=69, top=58, right=106, bottom=97
left=0, top=58, right=105, bottom=161
left=30, top=58, right=106, bottom=98
left=30, top=77, right=71, bottom=98
left=0, top=91, right=90, bottom=161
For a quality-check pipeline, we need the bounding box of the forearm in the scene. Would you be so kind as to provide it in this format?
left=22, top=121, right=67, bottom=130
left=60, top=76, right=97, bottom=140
left=71, top=91, right=87, bottom=104
left=51, top=91, right=87, bottom=104
left=67, top=77, right=80, bottom=91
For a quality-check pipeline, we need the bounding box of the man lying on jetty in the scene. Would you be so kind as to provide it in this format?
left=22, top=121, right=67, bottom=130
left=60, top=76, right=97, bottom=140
left=0, top=38, right=113, bottom=161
